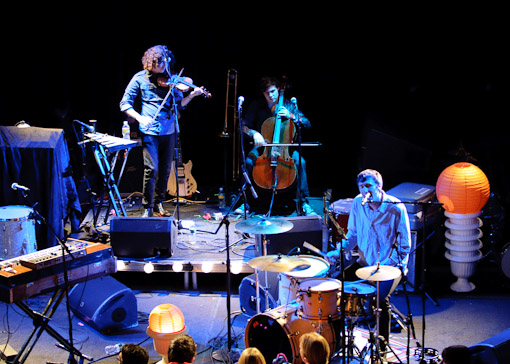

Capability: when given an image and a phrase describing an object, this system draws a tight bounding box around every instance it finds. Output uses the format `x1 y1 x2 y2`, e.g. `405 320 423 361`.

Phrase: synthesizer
0 239 116 303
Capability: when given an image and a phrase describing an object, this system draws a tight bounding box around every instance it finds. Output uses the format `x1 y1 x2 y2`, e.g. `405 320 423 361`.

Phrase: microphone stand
292 102 303 216
237 99 257 219
381 198 443 364
14 189 87 364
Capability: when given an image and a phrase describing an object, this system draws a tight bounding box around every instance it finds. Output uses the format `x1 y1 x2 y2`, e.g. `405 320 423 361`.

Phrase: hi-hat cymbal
355 265 402 282
235 215 294 235
248 255 311 273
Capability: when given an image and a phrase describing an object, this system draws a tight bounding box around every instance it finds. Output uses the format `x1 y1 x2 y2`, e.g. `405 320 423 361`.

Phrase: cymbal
355 265 402 282
235 215 294 235
248 255 311 273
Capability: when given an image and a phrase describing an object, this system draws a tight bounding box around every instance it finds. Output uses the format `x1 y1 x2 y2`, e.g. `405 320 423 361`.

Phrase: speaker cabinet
470 328 510 364
68 276 138 334
110 216 176 258
239 272 279 317
255 215 327 256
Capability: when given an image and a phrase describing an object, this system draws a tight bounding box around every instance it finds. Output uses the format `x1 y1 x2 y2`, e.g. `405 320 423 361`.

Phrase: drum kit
236 215 402 364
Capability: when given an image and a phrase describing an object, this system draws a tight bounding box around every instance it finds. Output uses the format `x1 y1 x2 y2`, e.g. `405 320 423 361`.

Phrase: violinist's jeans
246 147 310 201
141 133 175 209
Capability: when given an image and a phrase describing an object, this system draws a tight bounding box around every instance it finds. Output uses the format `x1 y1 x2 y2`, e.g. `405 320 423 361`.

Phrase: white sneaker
142 208 153 217
156 203 171 217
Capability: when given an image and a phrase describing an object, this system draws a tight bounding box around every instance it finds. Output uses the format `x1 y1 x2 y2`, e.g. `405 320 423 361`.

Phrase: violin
156 74 212 98
252 77 297 190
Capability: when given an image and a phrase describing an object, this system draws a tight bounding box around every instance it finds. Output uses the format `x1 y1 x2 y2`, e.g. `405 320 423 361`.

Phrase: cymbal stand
323 209 347 364
394 244 419 362
356 265 386 364
254 235 272 314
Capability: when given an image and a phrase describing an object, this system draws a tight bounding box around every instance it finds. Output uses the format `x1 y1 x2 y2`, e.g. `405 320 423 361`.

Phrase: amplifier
110 216 176 258
255 215 327 256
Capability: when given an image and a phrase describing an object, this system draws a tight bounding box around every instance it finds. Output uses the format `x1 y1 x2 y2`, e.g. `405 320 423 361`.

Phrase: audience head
119 344 149 364
238 347 266 364
168 334 197 363
299 332 330 364
441 345 471 364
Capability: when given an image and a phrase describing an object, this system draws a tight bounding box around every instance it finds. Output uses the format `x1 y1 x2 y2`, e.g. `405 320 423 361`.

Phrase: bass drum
245 303 340 364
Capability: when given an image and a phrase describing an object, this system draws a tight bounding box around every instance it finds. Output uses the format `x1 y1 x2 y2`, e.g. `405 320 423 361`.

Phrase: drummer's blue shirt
345 191 412 269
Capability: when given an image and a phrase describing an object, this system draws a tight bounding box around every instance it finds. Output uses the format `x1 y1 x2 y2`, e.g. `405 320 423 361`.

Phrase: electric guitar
167 135 197 198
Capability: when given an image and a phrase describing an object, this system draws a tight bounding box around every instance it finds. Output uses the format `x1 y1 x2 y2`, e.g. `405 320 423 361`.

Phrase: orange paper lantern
436 162 490 214
148 303 186 334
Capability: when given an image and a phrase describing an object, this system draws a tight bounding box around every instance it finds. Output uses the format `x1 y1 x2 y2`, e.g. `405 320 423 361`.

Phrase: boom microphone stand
13 187 89 364
382 198 443 364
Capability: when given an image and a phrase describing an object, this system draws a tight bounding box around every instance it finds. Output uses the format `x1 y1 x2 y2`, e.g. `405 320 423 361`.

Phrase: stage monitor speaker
470 328 510 364
110 216 176 258
68 276 138 334
255 215 327 256
238 272 279 317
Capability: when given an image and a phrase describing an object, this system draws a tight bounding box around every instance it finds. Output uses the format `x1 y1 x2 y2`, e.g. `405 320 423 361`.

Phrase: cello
252 77 297 190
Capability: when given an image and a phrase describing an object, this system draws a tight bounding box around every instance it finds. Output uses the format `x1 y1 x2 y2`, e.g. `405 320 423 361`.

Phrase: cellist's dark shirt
244 98 311 135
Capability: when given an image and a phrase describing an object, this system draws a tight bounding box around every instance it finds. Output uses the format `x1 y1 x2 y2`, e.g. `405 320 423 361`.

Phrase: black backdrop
2 3 509 226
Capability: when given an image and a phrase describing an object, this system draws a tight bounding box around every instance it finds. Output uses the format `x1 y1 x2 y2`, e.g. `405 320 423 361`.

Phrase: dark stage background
2 3 509 232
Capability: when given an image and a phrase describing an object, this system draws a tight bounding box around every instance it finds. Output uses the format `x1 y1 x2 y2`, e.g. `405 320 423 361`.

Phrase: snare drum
342 281 376 318
278 256 330 305
0 205 37 260
297 277 342 320
245 302 339 364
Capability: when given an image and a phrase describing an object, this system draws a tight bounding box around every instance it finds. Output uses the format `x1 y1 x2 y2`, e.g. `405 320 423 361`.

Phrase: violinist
120 45 204 217
237 76 316 216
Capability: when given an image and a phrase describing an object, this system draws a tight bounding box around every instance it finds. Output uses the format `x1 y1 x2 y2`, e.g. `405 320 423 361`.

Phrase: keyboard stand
92 143 128 226
12 287 92 364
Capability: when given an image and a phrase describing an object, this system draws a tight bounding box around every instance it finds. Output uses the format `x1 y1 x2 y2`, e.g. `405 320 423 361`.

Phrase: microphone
290 97 297 106
11 182 30 192
238 96 244 108
74 120 95 132
361 191 372 206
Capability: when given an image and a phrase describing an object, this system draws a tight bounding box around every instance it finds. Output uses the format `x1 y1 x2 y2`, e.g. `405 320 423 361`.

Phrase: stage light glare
231 261 242 274
116 259 126 270
202 262 213 273
144 262 155 274
172 261 183 272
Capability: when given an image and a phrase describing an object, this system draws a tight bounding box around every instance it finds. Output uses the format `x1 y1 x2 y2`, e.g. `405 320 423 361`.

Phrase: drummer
326 169 411 353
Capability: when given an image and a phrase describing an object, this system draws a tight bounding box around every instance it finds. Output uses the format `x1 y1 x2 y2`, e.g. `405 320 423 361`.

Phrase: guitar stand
12 288 92 364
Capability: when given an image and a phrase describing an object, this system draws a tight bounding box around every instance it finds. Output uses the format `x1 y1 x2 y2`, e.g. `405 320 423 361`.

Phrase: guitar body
167 134 197 198
167 160 197 197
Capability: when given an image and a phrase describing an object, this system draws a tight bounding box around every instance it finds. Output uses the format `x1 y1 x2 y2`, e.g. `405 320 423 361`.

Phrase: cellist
236 76 316 216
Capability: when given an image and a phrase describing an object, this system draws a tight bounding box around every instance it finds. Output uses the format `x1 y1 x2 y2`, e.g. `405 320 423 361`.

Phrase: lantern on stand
436 162 490 292
146 303 187 364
